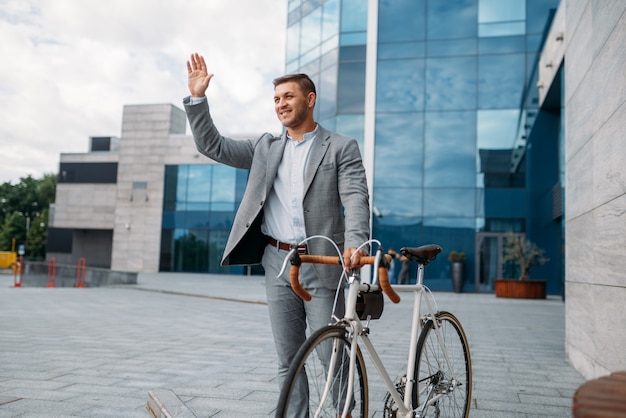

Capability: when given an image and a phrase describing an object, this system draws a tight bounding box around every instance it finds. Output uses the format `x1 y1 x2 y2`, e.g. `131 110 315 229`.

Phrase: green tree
0 212 26 252
0 174 56 258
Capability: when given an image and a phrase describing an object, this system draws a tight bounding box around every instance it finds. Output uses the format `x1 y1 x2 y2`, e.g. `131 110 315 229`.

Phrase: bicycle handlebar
289 254 401 304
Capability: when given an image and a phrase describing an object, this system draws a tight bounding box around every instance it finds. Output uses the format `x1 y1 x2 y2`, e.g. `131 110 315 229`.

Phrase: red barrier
13 256 23 288
75 257 86 288
47 258 57 288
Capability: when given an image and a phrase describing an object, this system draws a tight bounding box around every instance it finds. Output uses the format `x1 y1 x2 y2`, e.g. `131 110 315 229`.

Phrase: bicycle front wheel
275 325 368 418
413 311 472 418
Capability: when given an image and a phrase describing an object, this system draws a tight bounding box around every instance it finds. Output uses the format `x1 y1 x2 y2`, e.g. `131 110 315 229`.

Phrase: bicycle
275 236 472 418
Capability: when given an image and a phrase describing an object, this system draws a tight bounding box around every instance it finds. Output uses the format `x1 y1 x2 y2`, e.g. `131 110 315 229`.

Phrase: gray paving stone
0 272 585 417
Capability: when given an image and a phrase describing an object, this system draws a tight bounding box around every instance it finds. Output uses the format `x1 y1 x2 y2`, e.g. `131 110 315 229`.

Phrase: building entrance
475 232 524 292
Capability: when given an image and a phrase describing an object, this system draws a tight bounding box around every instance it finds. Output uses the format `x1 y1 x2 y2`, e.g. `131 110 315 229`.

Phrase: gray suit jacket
184 98 370 288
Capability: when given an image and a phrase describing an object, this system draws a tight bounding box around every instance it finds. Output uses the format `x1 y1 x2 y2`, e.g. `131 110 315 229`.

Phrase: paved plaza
0 271 584 417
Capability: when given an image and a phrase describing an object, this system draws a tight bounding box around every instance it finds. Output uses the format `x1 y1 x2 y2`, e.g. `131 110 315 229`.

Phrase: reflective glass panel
526 0 560 35
425 56 477 111
322 0 339 41
478 53 525 109
479 21 526 37
335 114 364 149
427 38 477 57
373 187 422 218
340 32 367 46
378 0 425 42
378 41 425 60
341 0 367 32
287 23 301 64
301 7 322 55
427 0 477 40
479 0 525 23
340 45 366 62
318 64 338 121
175 165 188 210
423 189 475 217
477 109 520 150
211 165 236 208
321 35 339 56
374 113 424 188
479 35 526 54
424 111 476 187
337 62 365 113
376 58 425 112
187 165 212 202
478 0 526 36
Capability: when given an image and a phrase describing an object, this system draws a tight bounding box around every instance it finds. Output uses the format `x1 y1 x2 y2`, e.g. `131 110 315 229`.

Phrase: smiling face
273 81 316 132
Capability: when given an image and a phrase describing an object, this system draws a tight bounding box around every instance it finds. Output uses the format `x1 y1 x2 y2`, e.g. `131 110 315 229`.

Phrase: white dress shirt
261 126 318 244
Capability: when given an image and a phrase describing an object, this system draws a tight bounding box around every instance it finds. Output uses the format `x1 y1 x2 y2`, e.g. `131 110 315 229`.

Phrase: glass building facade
284 0 563 293
160 164 250 274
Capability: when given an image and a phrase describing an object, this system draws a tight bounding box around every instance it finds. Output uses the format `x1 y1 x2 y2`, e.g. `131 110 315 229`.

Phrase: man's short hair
273 73 316 96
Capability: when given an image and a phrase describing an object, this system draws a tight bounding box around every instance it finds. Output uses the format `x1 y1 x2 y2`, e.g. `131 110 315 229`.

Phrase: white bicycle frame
278 237 463 418
335 255 462 418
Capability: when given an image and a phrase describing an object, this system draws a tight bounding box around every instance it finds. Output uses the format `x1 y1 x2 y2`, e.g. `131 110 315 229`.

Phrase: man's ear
308 92 316 108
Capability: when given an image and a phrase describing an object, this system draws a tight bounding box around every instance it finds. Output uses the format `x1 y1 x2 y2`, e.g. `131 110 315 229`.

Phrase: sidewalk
0 271 584 417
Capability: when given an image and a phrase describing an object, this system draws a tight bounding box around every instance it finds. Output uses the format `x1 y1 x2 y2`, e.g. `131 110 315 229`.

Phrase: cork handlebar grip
288 254 400 304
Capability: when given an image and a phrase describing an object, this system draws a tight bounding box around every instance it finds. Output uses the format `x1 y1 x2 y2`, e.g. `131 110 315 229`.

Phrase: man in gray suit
184 52 370 412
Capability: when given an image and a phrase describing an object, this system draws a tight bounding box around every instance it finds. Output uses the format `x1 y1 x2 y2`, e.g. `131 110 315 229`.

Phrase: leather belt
268 237 307 254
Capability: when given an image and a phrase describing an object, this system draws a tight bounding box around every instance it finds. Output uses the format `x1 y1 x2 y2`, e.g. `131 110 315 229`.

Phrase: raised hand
186 53 214 98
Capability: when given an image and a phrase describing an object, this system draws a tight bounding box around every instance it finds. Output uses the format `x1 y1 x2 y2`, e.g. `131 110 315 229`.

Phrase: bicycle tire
275 325 368 418
413 311 472 418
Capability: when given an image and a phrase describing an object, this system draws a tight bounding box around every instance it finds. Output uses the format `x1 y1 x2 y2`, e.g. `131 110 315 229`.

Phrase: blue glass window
318 64 338 121
374 187 422 219
425 56 477 111
286 23 301 66
478 53 525 109
424 111 476 188
423 189 476 218
322 0 339 41
479 0 526 37
526 0 560 35
477 109 523 187
378 41 425 60
341 0 367 32
374 113 424 188
337 62 365 113
160 164 247 274
477 109 520 150
376 58 425 112
335 115 364 149
301 7 322 56
378 0 425 42
427 0 477 40
478 35 526 54
426 39 477 57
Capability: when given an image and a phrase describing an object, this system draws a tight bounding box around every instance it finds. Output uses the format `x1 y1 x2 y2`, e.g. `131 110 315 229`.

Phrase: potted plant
448 250 466 293
494 232 549 299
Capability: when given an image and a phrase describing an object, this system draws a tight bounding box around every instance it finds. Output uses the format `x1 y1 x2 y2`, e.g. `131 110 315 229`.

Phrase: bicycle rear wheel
275 325 368 418
413 311 472 418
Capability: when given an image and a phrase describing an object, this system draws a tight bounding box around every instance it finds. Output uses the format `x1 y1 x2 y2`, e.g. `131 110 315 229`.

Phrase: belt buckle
292 244 307 255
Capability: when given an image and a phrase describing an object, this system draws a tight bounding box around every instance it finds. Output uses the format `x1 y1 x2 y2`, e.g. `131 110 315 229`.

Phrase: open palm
187 53 214 98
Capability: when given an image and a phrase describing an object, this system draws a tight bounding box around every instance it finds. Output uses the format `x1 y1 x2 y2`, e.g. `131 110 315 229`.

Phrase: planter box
494 279 547 299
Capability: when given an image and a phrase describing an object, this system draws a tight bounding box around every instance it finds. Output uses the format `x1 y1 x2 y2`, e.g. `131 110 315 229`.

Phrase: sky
0 0 287 184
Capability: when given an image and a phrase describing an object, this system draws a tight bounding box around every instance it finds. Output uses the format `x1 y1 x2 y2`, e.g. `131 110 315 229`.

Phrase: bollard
75 257 86 288
13 256 23 288
47 258 57 288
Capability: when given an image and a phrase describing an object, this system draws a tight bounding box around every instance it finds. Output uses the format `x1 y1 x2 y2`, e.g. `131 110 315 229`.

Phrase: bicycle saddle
400 244 442 265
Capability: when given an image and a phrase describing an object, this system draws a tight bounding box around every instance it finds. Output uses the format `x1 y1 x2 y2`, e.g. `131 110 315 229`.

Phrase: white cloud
0 0 286 184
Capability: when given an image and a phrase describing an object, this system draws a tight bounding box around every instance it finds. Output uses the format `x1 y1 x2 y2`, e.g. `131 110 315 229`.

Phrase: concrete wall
558 0 626 379
111 104 188 273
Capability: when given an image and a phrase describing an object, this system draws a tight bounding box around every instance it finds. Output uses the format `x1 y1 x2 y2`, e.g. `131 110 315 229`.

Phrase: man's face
274 81 314 129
